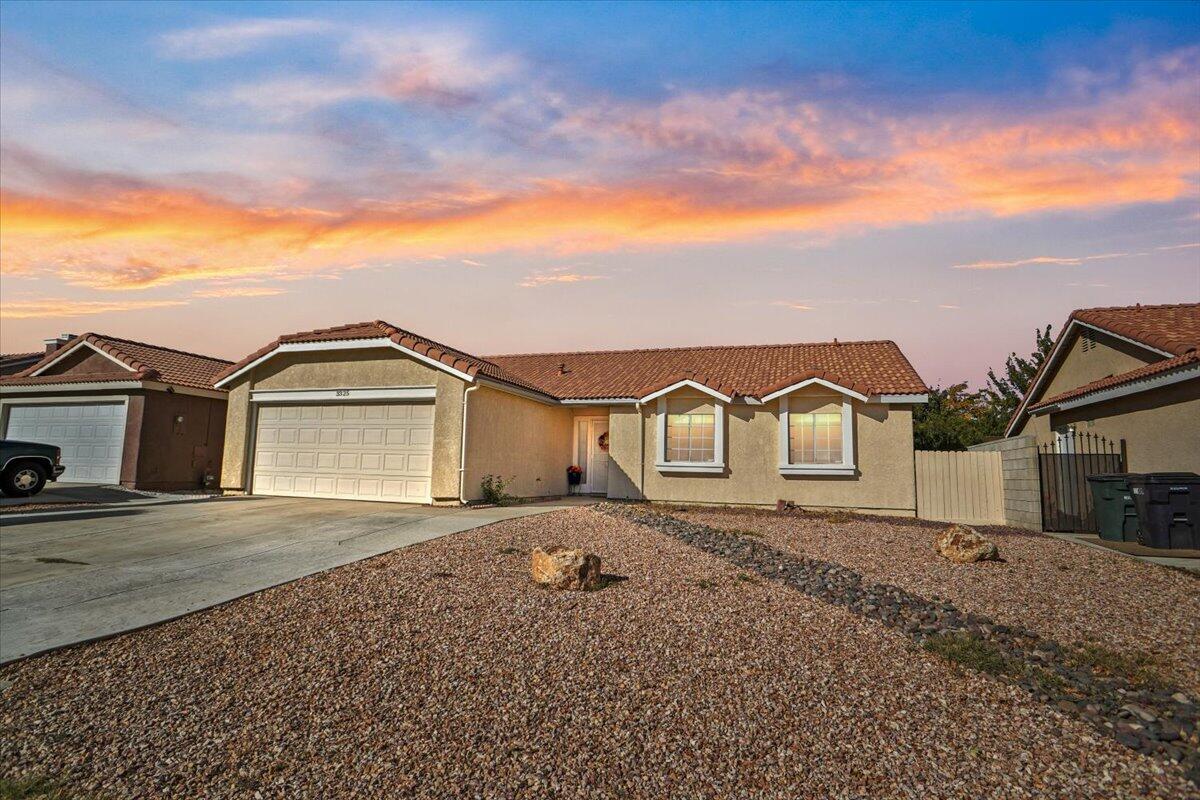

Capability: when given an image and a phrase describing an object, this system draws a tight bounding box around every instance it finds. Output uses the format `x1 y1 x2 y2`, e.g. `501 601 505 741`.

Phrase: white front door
574 417 609 495
4 402 127 483
252 402 435 503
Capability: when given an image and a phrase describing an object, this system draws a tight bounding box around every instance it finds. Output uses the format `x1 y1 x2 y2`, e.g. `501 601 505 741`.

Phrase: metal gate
1037 431 1126 532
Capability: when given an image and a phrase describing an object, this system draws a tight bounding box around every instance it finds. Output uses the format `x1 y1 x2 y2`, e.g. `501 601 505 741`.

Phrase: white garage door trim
251 401 435 504
2 399 129 484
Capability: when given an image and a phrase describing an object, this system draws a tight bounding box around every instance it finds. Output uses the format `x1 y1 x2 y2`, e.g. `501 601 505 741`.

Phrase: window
789 412 842 464
666 412 715 463
777 392 855 475
654 394 725 473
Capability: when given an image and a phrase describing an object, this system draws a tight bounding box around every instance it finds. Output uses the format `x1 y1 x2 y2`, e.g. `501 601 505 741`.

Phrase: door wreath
597 431 610 453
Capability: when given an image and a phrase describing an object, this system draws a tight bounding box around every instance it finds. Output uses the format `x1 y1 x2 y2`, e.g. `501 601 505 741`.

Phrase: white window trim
654 396 725 473
777 393 856 476
640 379 732 404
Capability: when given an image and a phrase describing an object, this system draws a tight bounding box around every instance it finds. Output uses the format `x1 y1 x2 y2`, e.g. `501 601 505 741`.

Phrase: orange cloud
1 297 188 319
2 50 1197 292
192 286 287 298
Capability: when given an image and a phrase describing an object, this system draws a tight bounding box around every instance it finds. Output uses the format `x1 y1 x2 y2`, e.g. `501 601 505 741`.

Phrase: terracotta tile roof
486 340 928 400
1028 350 1199 411
2 334 232 390
1 352 41 361
1071 303 1200 355
1007 303 1200 434
213 320 553 397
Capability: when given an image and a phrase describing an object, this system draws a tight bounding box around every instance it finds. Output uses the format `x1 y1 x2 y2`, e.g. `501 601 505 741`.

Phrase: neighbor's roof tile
2 334 232 390
1028 350 1199 410
1071 303 1200 356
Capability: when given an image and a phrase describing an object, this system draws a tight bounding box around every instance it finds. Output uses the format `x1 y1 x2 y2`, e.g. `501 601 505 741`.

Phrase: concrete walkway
0 495 591 663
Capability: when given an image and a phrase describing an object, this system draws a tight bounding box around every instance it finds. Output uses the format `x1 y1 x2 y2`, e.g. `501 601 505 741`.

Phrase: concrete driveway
0 495 589 663
0 483 161 508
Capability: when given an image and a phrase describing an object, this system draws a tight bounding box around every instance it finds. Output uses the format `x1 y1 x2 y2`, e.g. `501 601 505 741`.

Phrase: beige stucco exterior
1033 326 1156 403
606 386 918 514
219 347 466 499
1015 325 1199 473
1023 380 1200 473
461 386 574 500
219 348 919 511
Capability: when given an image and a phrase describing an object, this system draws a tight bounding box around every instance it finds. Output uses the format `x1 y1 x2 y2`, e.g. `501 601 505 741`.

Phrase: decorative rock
934 525 1000 564
530 547 601 590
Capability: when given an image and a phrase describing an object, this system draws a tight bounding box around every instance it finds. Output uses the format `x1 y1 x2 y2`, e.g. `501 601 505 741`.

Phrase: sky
1 0 1198 388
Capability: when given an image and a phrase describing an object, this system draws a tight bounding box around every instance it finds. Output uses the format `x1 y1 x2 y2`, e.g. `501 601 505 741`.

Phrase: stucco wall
1047 379 1200 473
218 347 465 498
1037 327 1156 402
462 385 573 500
605 386 917 513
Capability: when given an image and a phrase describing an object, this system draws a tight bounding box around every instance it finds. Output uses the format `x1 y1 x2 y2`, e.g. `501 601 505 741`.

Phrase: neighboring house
0 352 46 376
214 320 929 512
0 333 232 489
1006 303 1200 473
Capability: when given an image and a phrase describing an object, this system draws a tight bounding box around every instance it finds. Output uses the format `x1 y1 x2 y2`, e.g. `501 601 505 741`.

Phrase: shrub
480 474 513 505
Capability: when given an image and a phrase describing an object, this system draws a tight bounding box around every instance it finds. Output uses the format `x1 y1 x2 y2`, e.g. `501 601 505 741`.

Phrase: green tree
913 382 989 450
979 324 1055 435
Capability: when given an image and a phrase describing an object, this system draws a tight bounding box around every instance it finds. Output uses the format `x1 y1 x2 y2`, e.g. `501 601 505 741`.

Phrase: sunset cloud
951 252 1136 270
770 301 815 311
2 297 188 319
2 22 1197 298
518 268 607 288
192 286 287 298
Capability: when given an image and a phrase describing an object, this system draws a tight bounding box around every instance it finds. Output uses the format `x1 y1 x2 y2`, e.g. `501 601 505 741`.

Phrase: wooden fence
915 450 1006 526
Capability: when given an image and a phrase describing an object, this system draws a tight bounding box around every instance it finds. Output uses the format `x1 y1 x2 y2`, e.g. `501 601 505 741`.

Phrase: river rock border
597 502 1199 785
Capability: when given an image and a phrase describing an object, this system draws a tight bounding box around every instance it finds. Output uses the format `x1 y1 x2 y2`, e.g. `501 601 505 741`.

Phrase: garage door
252 403 434 503
4 402 127 484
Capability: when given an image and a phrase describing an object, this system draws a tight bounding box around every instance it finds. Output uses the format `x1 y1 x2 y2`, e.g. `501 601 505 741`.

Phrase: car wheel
1 461 48 498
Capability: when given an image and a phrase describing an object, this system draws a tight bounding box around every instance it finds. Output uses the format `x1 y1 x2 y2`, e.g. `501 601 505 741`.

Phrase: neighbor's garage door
252 403 434 503
4 402 127 483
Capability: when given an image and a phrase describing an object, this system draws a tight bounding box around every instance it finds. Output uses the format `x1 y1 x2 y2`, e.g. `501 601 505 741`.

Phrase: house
0 333 232 489
213 321 929 512
0 350 47 376
1006 303 1200 473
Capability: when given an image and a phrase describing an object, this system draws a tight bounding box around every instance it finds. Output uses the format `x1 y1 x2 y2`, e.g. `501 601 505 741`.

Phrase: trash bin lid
1127 472 1200 484
1085 473 1142 483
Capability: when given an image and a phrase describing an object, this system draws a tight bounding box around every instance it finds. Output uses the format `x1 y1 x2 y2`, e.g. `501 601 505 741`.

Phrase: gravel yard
1 507 1195 799
679 507 1200 694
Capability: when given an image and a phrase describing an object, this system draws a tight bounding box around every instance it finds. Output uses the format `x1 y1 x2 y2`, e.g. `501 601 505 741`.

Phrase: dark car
0 439 66 497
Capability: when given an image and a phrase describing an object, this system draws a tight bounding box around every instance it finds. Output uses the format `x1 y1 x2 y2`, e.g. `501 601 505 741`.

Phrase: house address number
335 389 351 397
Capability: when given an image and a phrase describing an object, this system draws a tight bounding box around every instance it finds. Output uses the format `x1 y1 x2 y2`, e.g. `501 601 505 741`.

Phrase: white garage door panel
4 403 126 483
253 402 434 503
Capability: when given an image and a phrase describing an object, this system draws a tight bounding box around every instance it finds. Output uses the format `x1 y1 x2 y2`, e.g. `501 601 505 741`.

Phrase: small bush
479 474 513 505
922 633 1012 677
692 579 719 590
729 528 763 537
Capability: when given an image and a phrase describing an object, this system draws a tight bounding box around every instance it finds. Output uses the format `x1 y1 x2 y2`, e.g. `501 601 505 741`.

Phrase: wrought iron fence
1037 431 1126 533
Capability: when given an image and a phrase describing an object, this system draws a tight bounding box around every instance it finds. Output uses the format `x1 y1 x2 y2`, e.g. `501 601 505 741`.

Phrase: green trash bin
1086 474 1141 542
